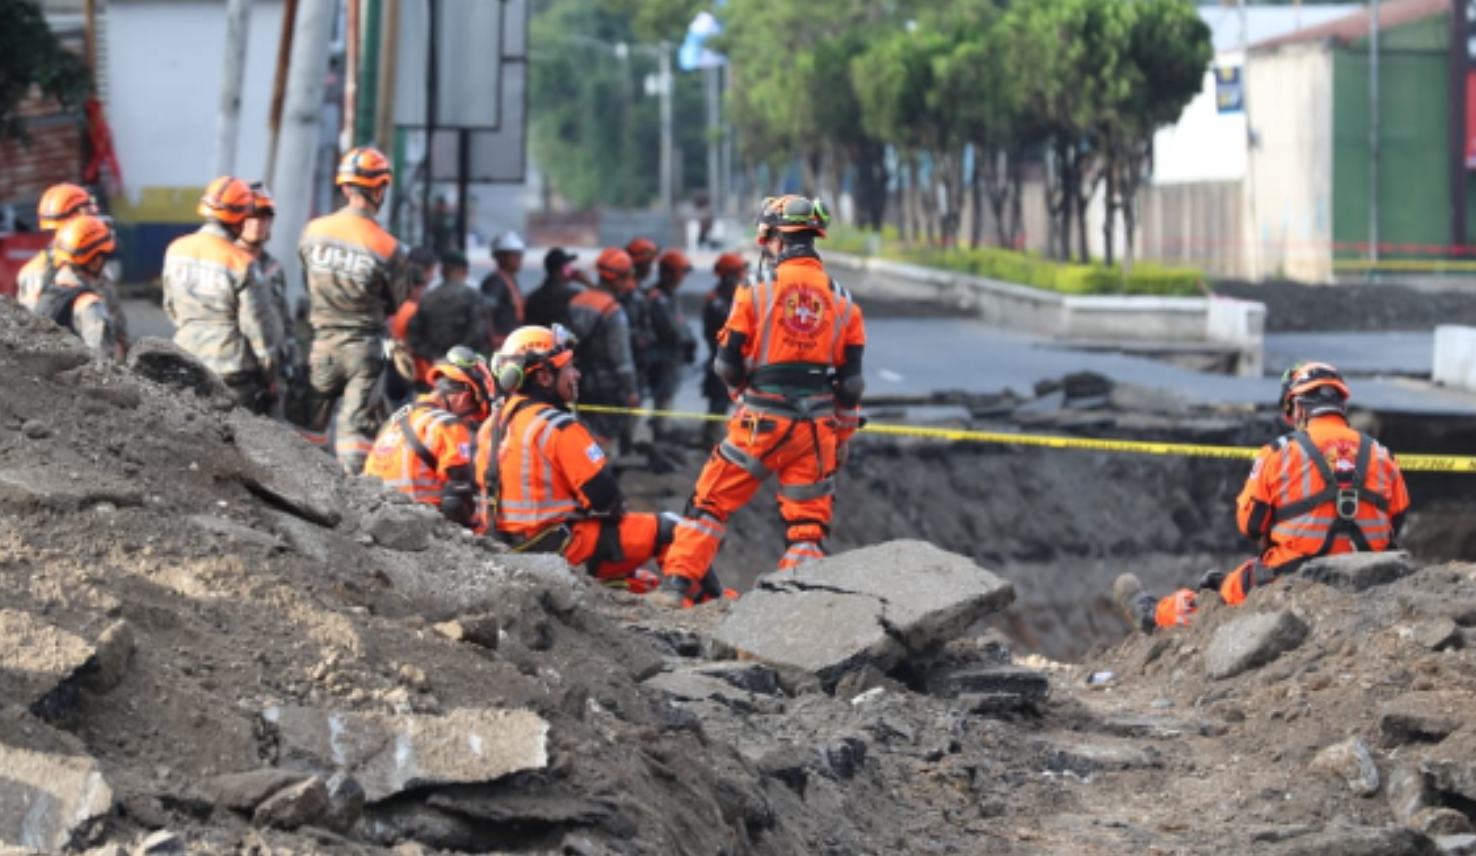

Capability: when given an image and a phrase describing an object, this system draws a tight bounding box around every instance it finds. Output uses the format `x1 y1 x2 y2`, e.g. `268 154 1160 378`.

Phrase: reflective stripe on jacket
162 223 278 376
476 394 608 538
299 207 409 333
365 399 473 506
1236 414 1410 569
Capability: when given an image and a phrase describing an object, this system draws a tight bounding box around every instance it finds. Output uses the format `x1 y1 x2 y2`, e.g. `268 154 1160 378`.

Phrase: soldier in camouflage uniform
407 249 492 365
238 182 301 419
162 176 280 413
19 183 131 358
298 146 411 474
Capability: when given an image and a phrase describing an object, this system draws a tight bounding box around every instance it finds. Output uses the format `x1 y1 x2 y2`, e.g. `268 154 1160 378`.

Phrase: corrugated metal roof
1251 0 1450 51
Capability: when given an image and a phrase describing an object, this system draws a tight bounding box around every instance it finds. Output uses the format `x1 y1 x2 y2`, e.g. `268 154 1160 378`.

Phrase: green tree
720 0 894 227
529 0 667 208
1111 0 1212 269
0 0 91 144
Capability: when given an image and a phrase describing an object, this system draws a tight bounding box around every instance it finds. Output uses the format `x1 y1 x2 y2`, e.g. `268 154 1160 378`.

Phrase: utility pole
264 0 300 186
1369 0 1381 275
374 0 400 152
268 0 335 308
659 41 674 245
705 63 720 229
213 0 253 177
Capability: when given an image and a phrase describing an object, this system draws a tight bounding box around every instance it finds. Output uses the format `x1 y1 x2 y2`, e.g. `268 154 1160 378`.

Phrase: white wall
1153 56 1250 186
107 0 286 205
1244 43 1333 282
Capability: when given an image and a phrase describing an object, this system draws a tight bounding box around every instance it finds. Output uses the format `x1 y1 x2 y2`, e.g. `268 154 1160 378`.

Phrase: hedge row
826 227 1204 297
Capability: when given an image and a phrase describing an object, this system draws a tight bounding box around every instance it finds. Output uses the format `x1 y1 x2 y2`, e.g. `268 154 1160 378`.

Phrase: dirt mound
1212 278 1476 333
5 299 1476 856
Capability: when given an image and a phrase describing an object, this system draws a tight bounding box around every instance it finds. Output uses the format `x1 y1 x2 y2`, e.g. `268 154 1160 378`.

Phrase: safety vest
477 395 606 538
1264 429 1402 567
734 259 860 418
365 399 472 506
34 284 102 335
16 250 55 312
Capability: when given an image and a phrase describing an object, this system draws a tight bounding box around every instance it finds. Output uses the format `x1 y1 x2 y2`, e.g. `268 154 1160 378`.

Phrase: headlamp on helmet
755 195 831 245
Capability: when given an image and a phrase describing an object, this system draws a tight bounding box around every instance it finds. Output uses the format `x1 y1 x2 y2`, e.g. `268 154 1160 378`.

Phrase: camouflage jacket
299 206 409 336
162 223 279 377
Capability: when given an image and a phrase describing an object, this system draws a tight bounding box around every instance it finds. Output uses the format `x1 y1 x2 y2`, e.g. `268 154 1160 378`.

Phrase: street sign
1215 65 1244 115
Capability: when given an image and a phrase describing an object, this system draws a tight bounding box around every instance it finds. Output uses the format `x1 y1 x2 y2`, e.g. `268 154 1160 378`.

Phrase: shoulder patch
584 442 606 464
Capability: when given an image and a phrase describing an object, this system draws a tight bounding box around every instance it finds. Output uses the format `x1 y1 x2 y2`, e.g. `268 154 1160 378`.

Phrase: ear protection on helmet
492 353 527 394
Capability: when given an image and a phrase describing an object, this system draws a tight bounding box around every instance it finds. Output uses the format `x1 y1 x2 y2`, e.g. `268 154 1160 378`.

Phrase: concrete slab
229 412 345 529
0 744 113 850
712 541 1015 691
262 705 549 802
1205 609 1310 681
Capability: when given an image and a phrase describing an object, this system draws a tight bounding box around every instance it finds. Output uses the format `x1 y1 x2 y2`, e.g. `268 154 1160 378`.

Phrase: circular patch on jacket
780 286 825 335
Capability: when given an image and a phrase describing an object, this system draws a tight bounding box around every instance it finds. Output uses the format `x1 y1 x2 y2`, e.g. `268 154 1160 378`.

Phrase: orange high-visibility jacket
1236 414 1410 569
365 398 473 506
723 256 865 435
476 394 609 538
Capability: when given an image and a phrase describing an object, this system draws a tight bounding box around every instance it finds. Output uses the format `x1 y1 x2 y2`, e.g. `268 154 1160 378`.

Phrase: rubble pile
3 298 1476 856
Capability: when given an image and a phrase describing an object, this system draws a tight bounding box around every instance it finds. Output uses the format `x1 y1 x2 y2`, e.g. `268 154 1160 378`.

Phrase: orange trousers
663 408 839 583
564 513 664 587
1152 559 1262 628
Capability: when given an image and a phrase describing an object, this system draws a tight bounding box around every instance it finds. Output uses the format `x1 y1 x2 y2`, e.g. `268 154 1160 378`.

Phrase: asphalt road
122 262 1476 419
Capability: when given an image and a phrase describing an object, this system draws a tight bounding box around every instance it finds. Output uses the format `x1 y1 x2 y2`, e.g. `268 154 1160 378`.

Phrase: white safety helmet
491 231 527 254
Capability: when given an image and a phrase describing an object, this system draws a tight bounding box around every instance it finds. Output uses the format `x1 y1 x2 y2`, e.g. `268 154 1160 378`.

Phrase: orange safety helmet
428 354 494 422
755 194 830 244
198 176 256 226
714 252 747 277
596 247 634 281
658 249 692 275
52 214 116 268
493 324 577 392
336 146 393 189
248 181 275 216
37 183 98 230
626 237 659 265
1279 361 1351 423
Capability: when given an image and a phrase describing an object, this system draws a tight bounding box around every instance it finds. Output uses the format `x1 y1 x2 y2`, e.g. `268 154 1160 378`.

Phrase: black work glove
440 481 477 527
1198 568 1227 592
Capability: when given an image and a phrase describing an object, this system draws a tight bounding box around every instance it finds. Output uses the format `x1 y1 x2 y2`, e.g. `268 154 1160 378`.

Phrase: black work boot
1113 573 1158 635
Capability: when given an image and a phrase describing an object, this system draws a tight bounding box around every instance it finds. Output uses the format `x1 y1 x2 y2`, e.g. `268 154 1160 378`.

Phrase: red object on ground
0 232 51 298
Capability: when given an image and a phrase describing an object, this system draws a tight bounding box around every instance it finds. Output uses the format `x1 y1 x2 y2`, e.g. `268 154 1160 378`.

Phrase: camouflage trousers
309 331 387 475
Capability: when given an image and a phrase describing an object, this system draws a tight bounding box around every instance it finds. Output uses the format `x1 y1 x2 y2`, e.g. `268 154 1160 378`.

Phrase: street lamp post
550 34 675 242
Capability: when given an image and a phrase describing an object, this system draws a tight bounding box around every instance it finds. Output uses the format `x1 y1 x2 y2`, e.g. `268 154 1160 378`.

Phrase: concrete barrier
826 253 1266 377
1433 326 1476 393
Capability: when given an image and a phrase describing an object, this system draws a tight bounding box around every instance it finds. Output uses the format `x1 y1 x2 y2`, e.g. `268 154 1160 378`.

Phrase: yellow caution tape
577 404 1476 473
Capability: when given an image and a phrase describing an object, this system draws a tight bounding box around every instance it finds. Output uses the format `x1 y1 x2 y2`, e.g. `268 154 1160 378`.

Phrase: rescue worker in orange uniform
365 353 492 528
33 214 118 360
386 247 437 404
18 183 130 356
163 176 281 413
620 237 660 456
299 146 411 474
475 325 678 593
653 195 867 608
566 248 640 449
1116 361 1411 633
